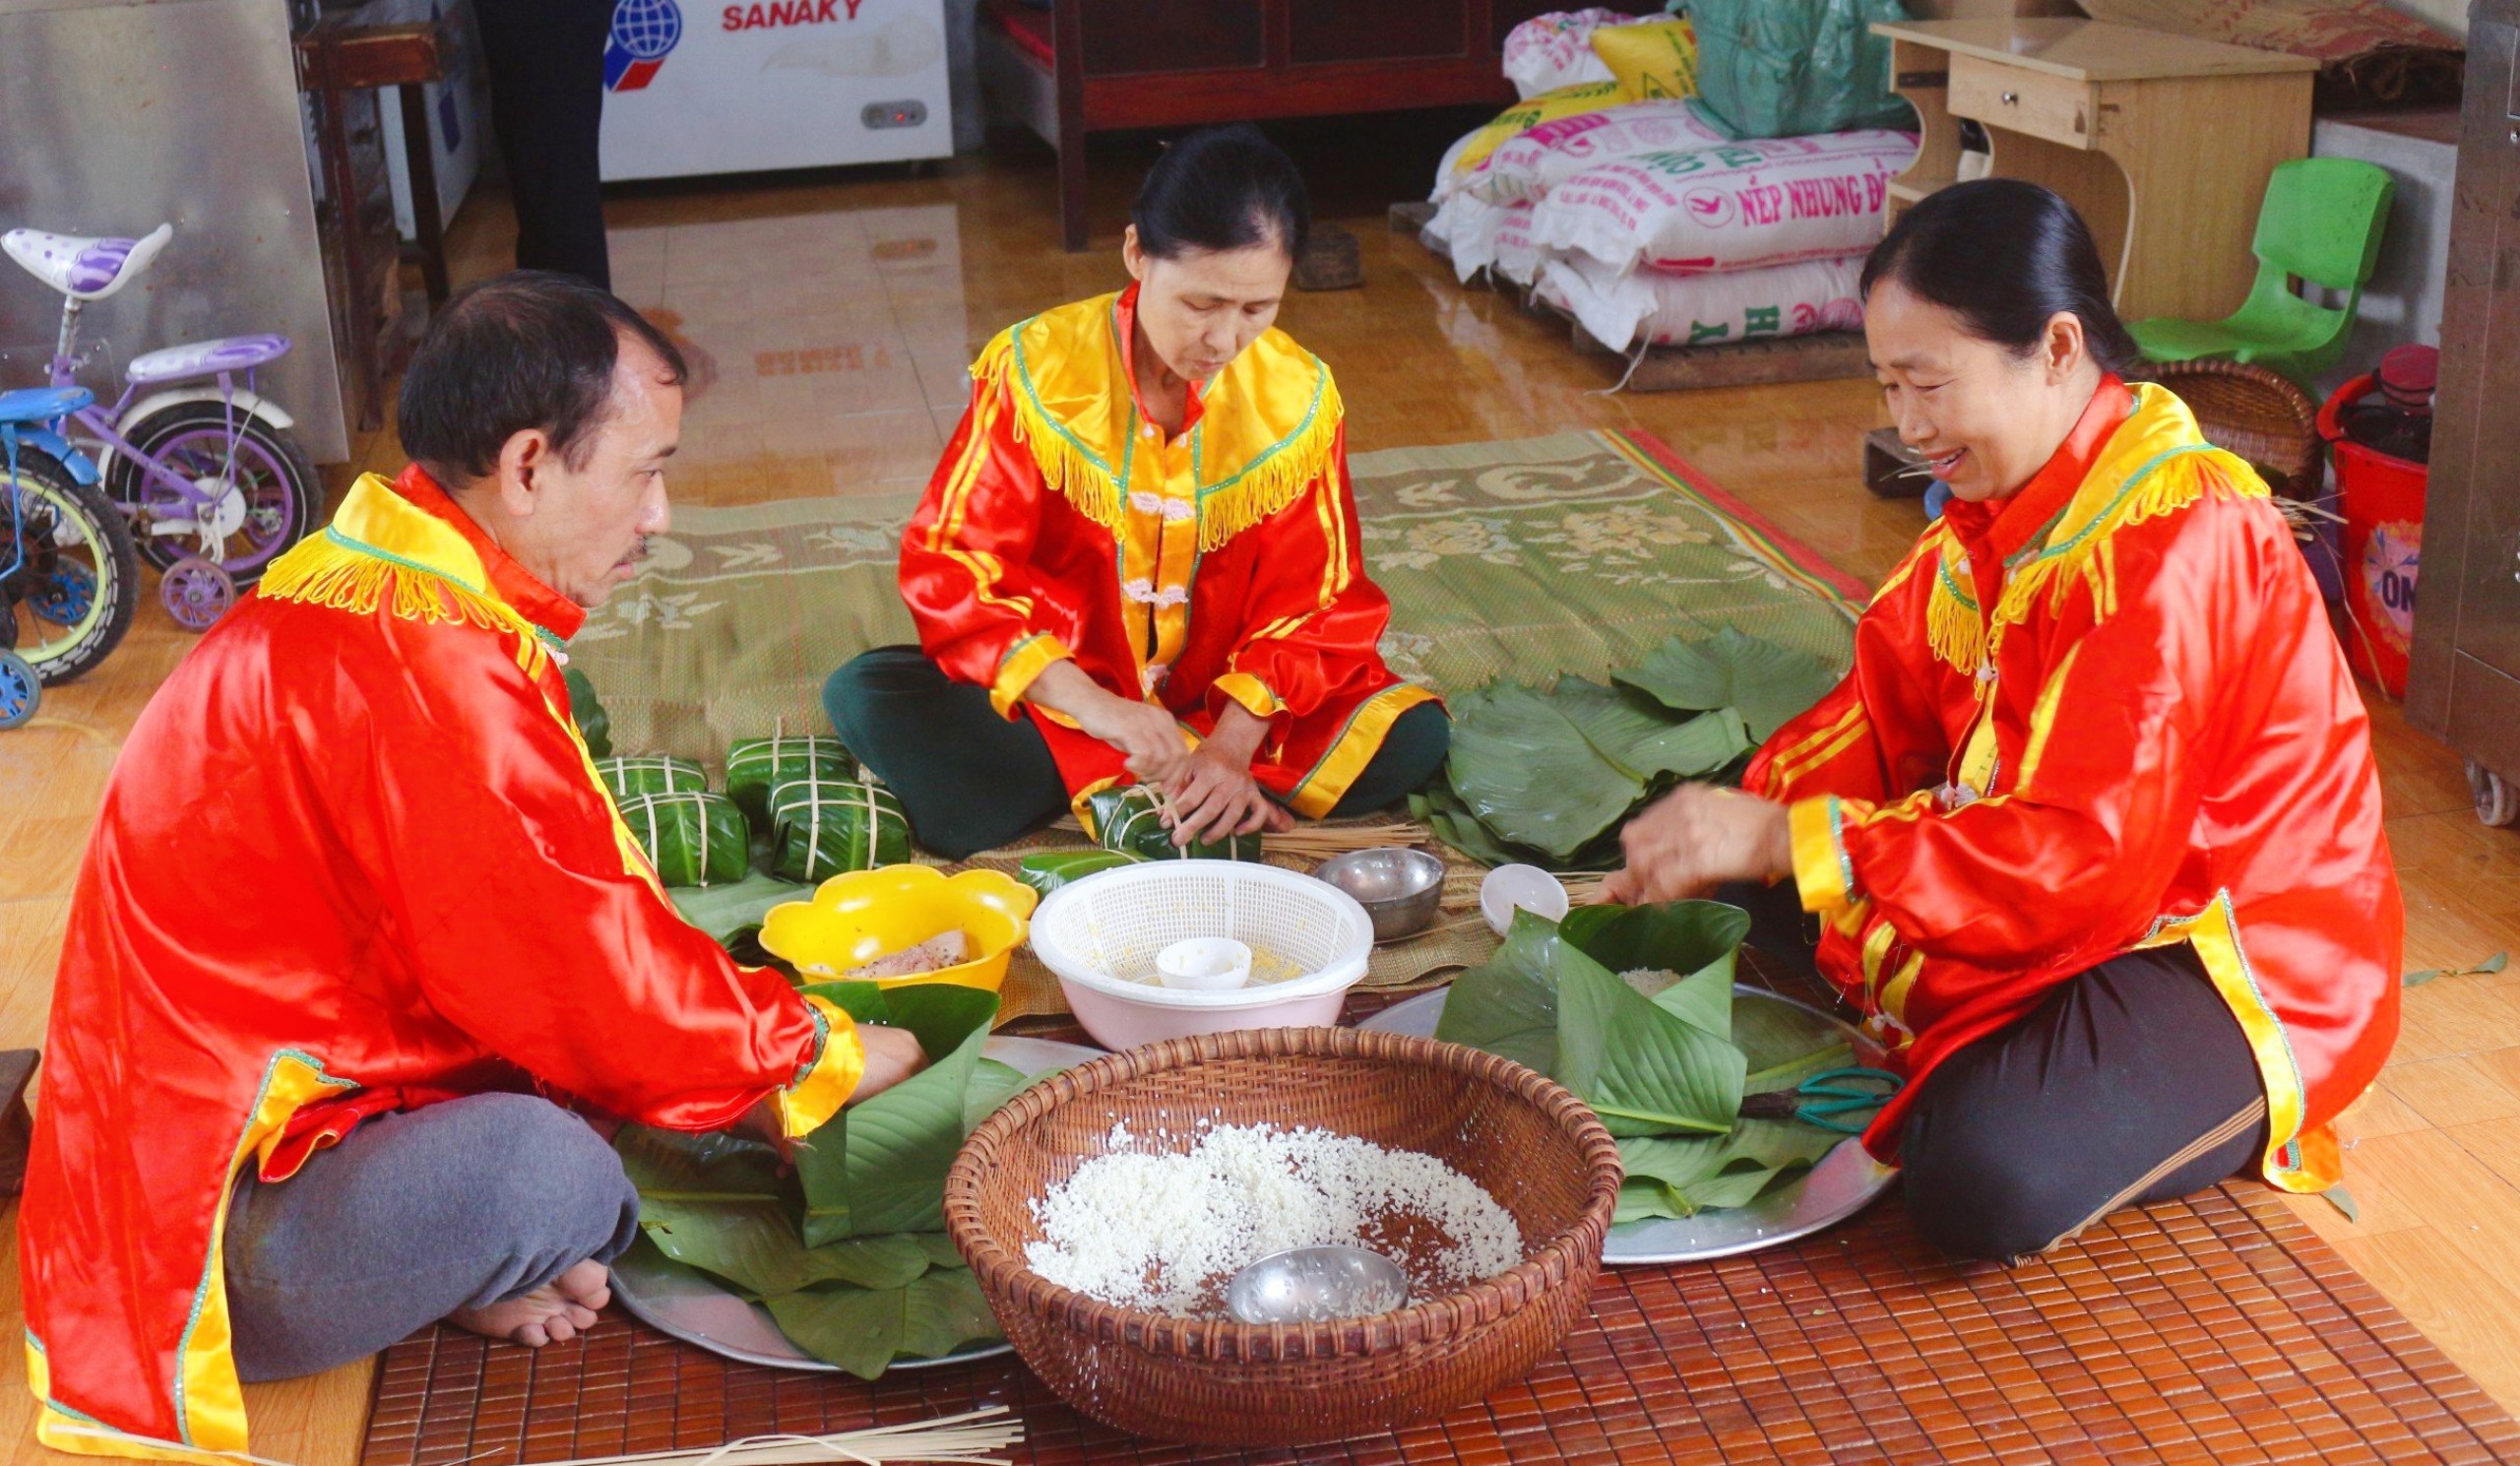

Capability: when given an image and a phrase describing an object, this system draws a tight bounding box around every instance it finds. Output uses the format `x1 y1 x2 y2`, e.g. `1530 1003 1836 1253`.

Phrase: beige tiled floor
2 133 2518 1465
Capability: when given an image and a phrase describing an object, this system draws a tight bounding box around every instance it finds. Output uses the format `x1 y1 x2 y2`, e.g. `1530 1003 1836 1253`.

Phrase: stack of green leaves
765 775 913 882
1433 900 1856 1223
727 734 856 822
1085 784 1264 862
597 754 712 801
1016 849 1144 894
619 791 754 887
615 983 1034 1378
563 667 611 758
1418 628 1843 870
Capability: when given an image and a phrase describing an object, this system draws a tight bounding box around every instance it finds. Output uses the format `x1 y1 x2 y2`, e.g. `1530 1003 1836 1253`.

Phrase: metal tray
608 1034 1105 1372
1359 985 1898 1265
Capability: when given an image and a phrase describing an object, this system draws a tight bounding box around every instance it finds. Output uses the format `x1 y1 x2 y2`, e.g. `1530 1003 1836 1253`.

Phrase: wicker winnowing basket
943 1027 1624 1446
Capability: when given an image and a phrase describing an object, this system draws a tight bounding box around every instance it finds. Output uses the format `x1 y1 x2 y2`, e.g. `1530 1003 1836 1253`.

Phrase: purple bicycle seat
3 223 173 302
127 334 293 385
0 385 94 424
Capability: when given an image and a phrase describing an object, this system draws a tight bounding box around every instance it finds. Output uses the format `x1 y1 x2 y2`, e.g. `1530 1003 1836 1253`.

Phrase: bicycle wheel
4 449 140 683
107 402 322 582
0 651 37 729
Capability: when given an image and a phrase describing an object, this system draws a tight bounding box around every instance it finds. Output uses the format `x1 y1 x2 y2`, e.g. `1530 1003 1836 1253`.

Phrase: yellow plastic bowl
759 864 1039 993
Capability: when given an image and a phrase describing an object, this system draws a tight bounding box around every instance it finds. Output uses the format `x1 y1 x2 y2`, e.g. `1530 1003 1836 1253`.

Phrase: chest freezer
598 0 952 181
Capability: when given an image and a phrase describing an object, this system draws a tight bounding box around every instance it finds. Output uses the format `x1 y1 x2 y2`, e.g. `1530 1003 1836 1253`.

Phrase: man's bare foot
448 1259 611 1348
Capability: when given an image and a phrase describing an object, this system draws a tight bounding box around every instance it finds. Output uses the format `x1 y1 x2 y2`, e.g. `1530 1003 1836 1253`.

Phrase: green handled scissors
1736 1066 1903 1134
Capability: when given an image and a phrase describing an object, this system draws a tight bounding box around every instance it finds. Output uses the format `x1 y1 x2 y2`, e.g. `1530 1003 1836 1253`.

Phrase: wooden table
1870 19 2318 323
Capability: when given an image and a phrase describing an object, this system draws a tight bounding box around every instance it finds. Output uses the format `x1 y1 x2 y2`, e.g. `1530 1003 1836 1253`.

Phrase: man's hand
850 1023 928 1103
1604 784 1794 906
1028 662 1188 785
731 1023 929 1157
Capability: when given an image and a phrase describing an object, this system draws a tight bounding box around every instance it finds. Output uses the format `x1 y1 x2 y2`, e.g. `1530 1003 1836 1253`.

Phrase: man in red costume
19 274 925 1462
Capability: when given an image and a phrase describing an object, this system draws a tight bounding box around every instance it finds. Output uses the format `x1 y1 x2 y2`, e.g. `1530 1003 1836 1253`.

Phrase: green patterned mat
572 429 1864 765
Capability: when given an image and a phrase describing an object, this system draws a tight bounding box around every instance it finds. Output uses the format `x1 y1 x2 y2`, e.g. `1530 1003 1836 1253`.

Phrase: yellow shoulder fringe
971 309 1346 554
1922 441 2265 674
258 530 551 679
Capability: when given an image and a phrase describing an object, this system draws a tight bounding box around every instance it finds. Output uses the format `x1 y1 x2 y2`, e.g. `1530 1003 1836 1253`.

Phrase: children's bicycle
0 383 141 727
1 223 319 629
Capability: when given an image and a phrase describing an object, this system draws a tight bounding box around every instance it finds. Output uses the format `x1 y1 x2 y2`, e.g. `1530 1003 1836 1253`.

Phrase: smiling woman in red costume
827 125 1447 859
1606 180 2401 1262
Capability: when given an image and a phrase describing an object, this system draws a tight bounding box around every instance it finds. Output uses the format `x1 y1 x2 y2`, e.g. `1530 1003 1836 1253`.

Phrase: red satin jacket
898 287 1435 817
1750 380 2400 1193
19 468 862 1461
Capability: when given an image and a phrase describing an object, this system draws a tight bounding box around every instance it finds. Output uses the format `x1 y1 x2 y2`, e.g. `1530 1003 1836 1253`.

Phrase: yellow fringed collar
972 289 1345 550
1922 383 2265 674
257 471 574 670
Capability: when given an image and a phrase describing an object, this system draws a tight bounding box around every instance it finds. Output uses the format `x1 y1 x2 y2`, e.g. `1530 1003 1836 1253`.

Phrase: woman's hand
1162 745 1296 846
1159 704 1292 847
1028 661 1188 784
1604 784 1794 905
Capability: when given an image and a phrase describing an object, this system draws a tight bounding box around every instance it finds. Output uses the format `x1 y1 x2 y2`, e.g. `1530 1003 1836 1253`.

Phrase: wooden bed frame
978 0 1565 250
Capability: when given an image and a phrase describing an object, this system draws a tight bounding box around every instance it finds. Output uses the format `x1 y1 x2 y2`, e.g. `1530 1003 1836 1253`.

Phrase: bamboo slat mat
358 1179 2520 1466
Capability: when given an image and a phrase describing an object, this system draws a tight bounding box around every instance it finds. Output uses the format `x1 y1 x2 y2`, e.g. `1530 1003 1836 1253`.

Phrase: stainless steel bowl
1313 847 1446 942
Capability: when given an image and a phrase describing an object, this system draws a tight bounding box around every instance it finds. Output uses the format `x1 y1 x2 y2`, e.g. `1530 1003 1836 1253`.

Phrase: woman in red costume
827 126 1447 859
1607 180 2401 1262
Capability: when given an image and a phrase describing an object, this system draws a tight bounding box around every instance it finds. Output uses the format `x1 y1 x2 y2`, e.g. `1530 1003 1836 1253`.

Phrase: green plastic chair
2128 158 2395 387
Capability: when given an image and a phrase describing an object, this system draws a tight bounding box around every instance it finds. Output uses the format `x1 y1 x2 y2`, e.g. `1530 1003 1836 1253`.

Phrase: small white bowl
1156 936 1254 990
1480 864 1570 936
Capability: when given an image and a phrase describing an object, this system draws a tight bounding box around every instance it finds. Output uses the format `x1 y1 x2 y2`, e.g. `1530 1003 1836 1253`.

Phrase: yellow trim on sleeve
990 634 1072 720
1212 671 1285 723
1288 683 1439 819
1790 797 1856 914
777 994 866 1139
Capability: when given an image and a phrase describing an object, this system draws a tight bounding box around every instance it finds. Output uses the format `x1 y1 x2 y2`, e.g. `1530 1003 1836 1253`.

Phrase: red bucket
2319 371 2429 696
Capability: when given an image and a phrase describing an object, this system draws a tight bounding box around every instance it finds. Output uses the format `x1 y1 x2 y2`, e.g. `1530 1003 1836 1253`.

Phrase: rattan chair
2147 357 2324 497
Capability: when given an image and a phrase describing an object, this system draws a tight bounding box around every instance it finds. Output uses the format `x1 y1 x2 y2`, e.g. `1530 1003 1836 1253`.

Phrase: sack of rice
1473 98 1731 207
1539 252 1866 351
766 776 912 882
1500 8 1632 98
596 754 710 801
1534 129 1917 275
1083 784 1264 862
1589 16 1699 101
725 733 853 820
1445 197 1544 287
1429 81 1625 202
619 791 753 887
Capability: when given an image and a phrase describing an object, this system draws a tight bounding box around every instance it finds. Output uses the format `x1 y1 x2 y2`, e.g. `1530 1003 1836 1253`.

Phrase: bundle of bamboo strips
1045 815 1434 860
55 1409 1025 1466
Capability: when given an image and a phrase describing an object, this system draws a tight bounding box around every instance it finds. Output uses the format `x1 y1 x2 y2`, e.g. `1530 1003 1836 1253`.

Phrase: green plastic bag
1683 0 1916 141
727 734 854 821
620 791 753 887
767 777 913 882
1083 784 1264 862
596 754 711 801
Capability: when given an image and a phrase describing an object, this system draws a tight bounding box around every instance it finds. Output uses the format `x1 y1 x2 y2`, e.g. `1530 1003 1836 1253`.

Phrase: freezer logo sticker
604 0 684 91
724 0 865 28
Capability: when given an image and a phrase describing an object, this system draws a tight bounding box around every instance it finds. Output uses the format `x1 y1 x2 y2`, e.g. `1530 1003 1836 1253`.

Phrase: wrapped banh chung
766 775 912 882
619 791 752 887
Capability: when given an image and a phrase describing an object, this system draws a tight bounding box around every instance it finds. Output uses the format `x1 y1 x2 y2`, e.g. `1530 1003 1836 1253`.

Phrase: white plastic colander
1029 860 1374 1051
